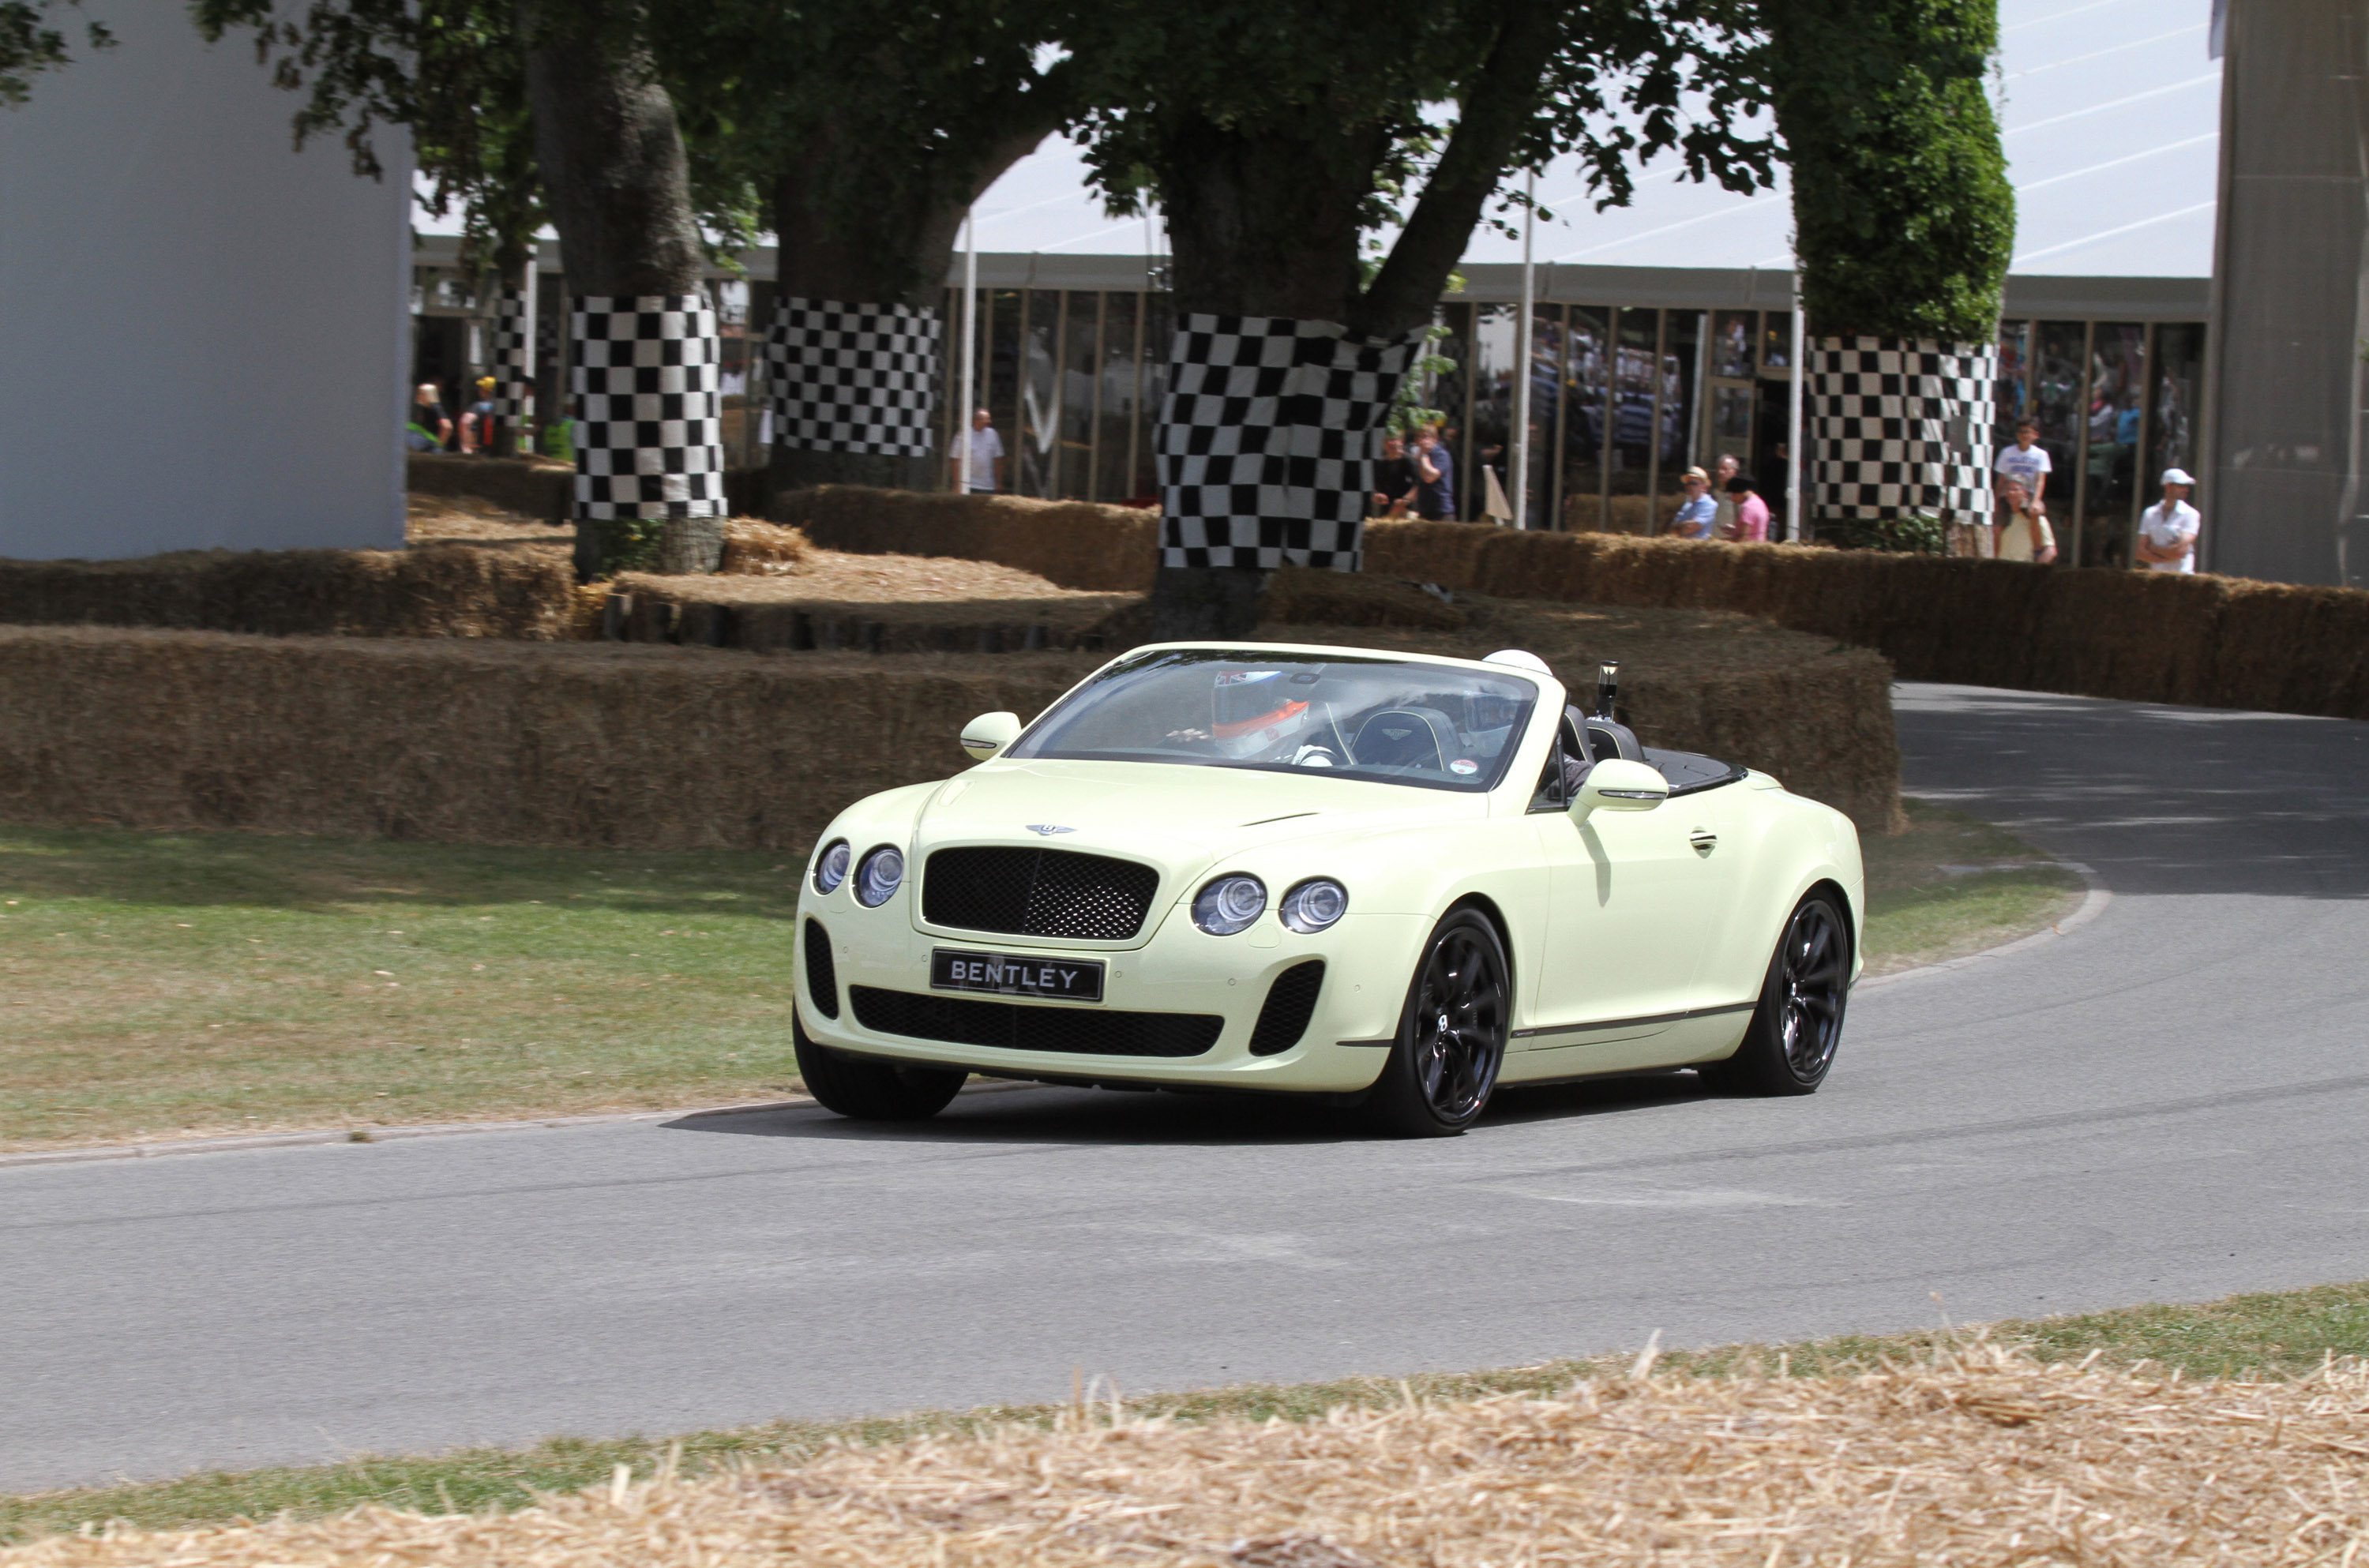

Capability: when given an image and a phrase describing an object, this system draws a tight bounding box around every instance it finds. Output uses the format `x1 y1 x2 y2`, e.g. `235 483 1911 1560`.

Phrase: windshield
1006 649 1541 793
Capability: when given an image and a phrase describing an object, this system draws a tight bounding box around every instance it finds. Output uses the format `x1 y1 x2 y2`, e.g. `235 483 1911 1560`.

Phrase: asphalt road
6 682 2368 1493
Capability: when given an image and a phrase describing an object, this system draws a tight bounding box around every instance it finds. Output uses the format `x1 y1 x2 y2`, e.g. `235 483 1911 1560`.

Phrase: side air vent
802 917 839 1019
1248 960 1326 1056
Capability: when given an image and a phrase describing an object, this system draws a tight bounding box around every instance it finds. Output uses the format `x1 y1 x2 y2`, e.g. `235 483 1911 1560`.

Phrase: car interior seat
1353 707 1459 771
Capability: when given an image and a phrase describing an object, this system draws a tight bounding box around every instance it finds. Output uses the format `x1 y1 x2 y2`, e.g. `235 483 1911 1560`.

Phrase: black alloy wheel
1365 909 1510 1136
793 1007 967 1121
1703 891 1850 1096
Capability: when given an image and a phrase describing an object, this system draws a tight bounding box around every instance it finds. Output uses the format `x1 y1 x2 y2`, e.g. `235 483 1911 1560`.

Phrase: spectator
1995 418 2051 505
1995 479 2056 564
1723 473 1770 542
406 383 452 452
1669 467 1718 540
2134 467 2202 572
1413 426 1457 520
1371 433 1418 517
1710 452 1740 541
459 375 498 455
950 408 1004 493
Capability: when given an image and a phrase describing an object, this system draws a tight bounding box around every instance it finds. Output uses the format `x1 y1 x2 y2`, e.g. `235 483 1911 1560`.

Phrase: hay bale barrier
9 1354 2367 1565
775 485 1158 592
404 452 574 523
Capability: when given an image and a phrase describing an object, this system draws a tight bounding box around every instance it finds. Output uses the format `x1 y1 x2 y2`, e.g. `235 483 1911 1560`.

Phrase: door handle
1688 829 1718 853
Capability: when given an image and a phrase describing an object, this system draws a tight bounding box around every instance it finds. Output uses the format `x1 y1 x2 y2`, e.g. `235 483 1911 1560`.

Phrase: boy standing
1995 419 2052 505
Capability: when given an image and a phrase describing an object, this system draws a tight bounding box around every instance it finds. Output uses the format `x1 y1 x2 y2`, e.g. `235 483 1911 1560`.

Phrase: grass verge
0 798 2079 1148
6 1278 2365 1547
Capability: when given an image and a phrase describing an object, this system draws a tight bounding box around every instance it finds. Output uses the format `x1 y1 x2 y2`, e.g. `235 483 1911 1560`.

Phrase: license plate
930 948 1105 1002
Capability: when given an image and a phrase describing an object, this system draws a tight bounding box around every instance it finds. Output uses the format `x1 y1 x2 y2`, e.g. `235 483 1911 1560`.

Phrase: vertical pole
1785 281 1806 541
1511 171 1536 529
958 210 979 493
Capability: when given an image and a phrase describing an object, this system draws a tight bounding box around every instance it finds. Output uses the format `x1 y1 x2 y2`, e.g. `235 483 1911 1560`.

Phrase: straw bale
0 628 1098 850
2209 580 2369 716
777 486 1158 591
16 1352 2367 1566
406 453 573 522
0 544 576 640
1259 567 1467 630
717 520 814 576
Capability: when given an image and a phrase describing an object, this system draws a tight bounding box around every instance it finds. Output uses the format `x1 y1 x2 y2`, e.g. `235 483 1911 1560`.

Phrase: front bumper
796 902 1423 1093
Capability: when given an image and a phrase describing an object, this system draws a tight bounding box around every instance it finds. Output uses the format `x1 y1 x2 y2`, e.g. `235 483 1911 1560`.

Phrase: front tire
1703 890 1850 1096
793 1008 967 1121
1363 908 1511 1137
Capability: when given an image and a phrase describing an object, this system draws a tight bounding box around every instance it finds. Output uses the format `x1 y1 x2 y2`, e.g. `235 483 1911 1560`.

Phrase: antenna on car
1594 660 1620 721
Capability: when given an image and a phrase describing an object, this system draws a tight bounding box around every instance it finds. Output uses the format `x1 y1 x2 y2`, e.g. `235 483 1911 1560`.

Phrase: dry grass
12 1346 2367 1566
624 550 1118 609
405 491 569 550
718 519 815 575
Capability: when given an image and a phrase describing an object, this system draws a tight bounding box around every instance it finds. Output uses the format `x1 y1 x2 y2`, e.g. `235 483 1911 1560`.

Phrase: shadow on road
663 1070 1717 1147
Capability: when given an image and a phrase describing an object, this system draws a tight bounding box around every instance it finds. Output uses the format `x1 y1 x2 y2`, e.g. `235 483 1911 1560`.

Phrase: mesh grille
850 986 1221 1058
1248 960 1326 1056
802 918 839 1019
922 847 1162 940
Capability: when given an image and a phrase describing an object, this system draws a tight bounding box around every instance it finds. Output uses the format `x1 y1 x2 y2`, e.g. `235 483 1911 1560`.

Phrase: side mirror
959 711 1023 761
1571 758 1669 822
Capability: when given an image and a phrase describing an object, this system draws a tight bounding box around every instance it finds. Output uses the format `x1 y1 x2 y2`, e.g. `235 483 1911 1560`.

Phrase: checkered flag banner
493 289 533 433
1806 337 1999 522
1158 314 1425 572
569 294 726 521
766 298 941 456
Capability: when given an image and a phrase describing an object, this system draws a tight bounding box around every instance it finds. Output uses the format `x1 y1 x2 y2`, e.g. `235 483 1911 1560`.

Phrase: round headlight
854 845 905 908
813 839 851 895
1192 873 1267 936
1279 878 1349 933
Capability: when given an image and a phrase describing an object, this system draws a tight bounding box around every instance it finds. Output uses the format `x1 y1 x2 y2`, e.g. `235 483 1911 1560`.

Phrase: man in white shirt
950 408 1004 493
2135 467 2202 572
1995 419 2051 505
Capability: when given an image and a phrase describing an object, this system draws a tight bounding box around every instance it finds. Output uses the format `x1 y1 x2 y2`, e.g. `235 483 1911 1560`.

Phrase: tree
1761 0 2013 542
0 0 107 107
1057 0 1773 632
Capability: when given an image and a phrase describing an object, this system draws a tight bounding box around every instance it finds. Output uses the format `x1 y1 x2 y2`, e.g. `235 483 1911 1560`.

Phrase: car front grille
802 918 839 1018
921 846 1162 940
850 986 1222 1058
1248 960 1326 1056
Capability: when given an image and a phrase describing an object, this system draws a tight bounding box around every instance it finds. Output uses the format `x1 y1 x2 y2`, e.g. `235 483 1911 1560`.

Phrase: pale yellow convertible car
794 642 1863 1135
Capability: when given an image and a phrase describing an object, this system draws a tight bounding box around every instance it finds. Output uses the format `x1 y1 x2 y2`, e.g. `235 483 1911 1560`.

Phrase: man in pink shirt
1721 474 1770 542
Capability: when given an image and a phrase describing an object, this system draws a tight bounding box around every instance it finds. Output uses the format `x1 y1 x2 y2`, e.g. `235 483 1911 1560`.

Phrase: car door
1522 757 1746 1060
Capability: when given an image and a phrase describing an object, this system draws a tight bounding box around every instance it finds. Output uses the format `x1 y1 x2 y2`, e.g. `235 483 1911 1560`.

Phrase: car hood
912 759 1479 920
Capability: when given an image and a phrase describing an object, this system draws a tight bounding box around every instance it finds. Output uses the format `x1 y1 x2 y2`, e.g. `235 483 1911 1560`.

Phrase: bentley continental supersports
794 642 1862 1135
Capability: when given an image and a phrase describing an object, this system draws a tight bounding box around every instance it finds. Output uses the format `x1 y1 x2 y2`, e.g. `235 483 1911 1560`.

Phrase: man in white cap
2134 468 2202 572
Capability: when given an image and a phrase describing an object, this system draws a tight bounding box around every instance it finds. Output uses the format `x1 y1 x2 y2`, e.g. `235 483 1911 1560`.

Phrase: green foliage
1819 510 1950 554
1387 324 1459 439
593 516 665 574
1763 0 2014 342
0 0 108 107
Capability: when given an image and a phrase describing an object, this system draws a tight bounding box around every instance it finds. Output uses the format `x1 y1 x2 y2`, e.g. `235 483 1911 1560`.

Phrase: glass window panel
1467 303 1519 521
1608 308 1658 532
1560 306 1609 529
1711 385 1753 462
2031 321 2085 517
2148 322 2206 491
2082 323 2146 567
1761 312 1793 371
1017 289 1061 498
1060 291 1100 499
987 289 1023 490
1656 310 1702 514
1097 292 1139 505
1430 303 1474 516
1135 292 1173 501
1994 320 2032 448
1712 309 1755 379
1527 303 1564 527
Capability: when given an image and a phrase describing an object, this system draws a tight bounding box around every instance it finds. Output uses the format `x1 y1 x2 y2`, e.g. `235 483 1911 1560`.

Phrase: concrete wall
2204 0 2369 587
0 5 410 561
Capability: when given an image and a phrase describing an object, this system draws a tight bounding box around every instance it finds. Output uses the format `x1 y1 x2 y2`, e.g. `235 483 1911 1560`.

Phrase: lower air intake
1248 960 1326 1056
802 918 839 1019
850 987 1221 1058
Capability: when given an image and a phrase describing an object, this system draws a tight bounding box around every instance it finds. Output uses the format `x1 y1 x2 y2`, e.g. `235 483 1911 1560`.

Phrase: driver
1167 668 1320 760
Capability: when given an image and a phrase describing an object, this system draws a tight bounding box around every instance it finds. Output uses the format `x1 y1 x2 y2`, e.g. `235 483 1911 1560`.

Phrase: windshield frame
1004 646 1546 795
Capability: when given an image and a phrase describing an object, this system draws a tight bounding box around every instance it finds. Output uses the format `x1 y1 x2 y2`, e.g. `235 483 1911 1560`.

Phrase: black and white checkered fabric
569 294 725 521
493 288 533 432
1806 337 1999 521
1157 314 1425 572
765 298 940 456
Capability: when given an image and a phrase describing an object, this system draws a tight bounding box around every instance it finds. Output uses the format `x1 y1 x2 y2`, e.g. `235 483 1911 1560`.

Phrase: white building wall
0 5 409 561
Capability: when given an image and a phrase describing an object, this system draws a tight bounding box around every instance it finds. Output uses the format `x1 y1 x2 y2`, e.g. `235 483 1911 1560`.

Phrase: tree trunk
516 1 723 576
764 115 1051 507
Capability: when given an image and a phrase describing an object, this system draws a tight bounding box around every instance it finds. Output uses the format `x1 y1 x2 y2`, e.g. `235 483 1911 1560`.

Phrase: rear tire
1361 908 1511 1137
1702 891 1850 1096
793 1008 967 1121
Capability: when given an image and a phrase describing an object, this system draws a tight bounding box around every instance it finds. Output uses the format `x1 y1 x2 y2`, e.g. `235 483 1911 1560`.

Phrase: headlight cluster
1191 874 1347 936
813 838 905 908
